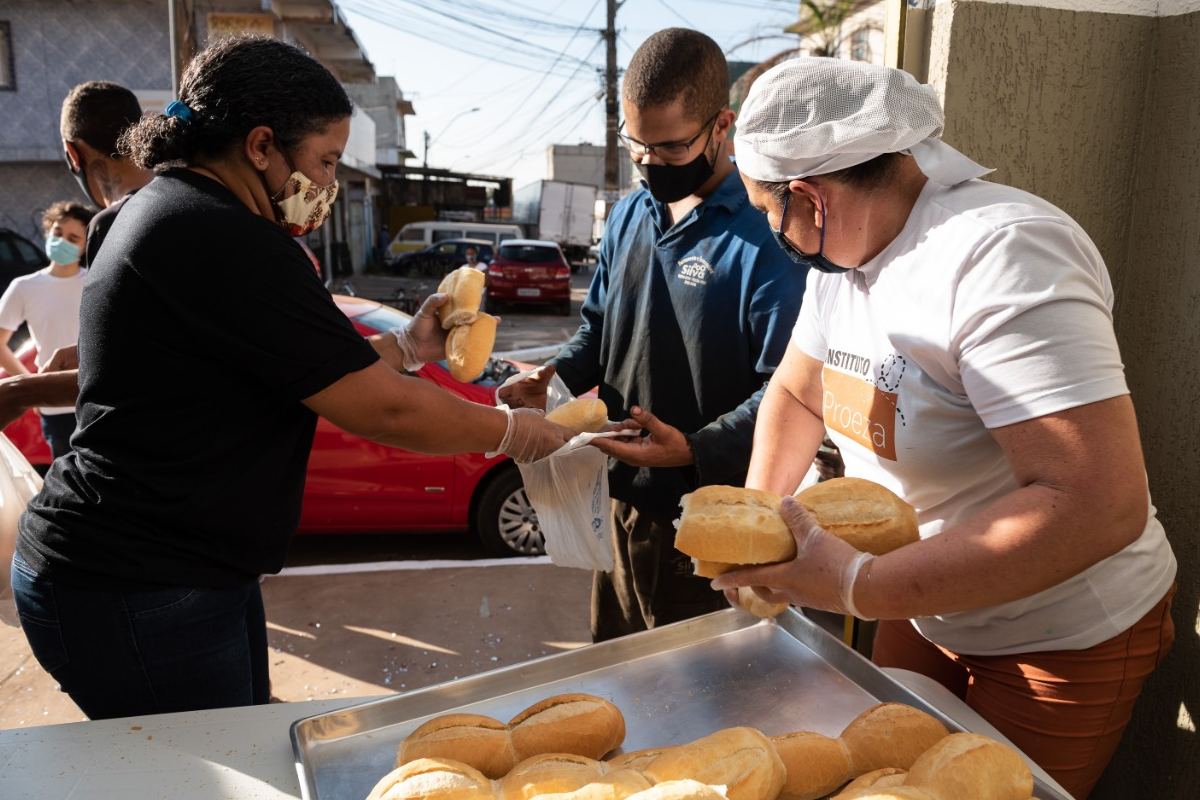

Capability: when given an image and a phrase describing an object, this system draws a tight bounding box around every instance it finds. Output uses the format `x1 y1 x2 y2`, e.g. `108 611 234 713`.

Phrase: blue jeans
39 412 76 460
10 553 270 719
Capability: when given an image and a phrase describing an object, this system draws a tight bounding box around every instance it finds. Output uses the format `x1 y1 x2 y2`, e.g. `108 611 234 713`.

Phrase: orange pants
872 587 1175 799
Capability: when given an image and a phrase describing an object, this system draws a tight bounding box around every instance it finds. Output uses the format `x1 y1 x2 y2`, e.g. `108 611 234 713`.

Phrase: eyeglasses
617 111 720 162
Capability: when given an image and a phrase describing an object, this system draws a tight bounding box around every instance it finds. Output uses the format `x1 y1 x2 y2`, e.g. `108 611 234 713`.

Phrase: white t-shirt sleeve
0 281 26 332
951 218 1129 429
790 269 828 361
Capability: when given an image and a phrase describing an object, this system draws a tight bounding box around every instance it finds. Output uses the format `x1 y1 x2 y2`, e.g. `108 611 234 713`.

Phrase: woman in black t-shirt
9 36 571 720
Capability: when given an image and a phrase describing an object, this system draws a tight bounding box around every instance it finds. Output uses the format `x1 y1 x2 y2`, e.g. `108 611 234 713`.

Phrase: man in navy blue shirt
500 29 808 641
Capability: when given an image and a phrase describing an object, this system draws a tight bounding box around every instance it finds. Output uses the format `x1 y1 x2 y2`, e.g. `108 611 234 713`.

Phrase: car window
432 229 464 243
12 237 43 266
402 228 426 242
499 233 518 243
479 245 494 261
435 243 459 254
498 244 562 263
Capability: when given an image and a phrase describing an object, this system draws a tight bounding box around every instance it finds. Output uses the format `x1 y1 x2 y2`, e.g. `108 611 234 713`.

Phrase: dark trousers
590 499 729 642
40 412 76 460
10 552 270 720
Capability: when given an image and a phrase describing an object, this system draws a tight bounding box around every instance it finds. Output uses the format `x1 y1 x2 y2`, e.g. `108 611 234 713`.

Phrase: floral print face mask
270 170 339 236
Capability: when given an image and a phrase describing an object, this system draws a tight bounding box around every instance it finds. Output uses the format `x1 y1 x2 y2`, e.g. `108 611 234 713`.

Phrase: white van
387 221 523 260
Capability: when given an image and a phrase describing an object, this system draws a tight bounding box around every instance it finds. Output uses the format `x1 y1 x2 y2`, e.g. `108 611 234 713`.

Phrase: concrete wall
921 2 1199 796
0 0 170 237
1100 9 1200 796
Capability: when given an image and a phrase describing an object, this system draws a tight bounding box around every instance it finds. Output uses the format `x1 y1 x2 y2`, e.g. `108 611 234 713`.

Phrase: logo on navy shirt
677 256 715 287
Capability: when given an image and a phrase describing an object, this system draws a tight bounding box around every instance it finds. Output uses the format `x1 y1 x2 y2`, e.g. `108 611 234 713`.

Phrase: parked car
388 238 494 276
0 227 50 296
0 295 547 557
485 239 572 316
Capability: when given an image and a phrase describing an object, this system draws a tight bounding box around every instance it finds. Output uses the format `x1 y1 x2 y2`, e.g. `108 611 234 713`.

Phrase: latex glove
711 495 876 618
496 364 557 411
589 405 692 467
497 407 574 463
390 293 450 371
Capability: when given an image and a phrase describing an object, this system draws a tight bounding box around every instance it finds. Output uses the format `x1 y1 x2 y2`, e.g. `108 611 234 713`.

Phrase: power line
652 0 697 29
341 0 596 78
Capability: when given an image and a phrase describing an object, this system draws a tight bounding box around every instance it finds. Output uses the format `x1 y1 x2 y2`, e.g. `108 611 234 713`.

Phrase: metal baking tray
291 609 1070 800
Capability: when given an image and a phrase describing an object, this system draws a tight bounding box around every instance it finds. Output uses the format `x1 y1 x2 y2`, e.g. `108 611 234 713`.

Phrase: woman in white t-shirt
0 201 94 459
718 59 1176 799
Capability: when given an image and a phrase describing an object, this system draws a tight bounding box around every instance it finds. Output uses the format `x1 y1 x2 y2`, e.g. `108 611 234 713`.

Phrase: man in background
60 81 152 265
500 29 808 641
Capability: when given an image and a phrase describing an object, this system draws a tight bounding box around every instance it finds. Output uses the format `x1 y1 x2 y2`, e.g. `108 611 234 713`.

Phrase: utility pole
423 130 431 170
603 0 621 213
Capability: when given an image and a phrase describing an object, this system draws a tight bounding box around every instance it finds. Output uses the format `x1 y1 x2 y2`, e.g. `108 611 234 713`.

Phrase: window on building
0 22 14 90
850 27 873 64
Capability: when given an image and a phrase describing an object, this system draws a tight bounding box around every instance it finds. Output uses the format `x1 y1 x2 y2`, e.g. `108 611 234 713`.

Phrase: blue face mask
45 235 82 266
770 191 851 274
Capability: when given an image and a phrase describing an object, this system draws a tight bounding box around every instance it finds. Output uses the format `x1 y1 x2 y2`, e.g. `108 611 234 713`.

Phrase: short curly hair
623 28 728 122
41 200 95 233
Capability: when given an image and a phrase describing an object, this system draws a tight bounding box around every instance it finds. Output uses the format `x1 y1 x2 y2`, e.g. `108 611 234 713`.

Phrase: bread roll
735 586 789 619
546 398 609 434
446 313 497 381
368 758 495 800
839 704 949 775
637 727 786 800
508 694 626 762
626 781 728 800
397 693 626 780
691 560 736 579
903 733 1032 800
674 487 794 569
770 731 853 800
675 480 918 575
399 715 516 779
498 754 607 800
830 768 908 798
794 479 918 556
438 267 486 329
499 754 651 800
828 789 937 800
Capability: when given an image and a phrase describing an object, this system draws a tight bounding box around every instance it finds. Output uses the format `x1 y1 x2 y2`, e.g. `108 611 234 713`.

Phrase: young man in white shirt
0 201 94 458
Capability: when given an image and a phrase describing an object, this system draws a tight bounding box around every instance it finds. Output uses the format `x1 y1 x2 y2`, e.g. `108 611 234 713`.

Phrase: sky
337 0 803 189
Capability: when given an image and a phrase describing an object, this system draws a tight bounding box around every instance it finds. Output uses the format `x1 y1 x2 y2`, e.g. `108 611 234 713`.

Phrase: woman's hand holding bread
384 292 451 372
713 496 871 616
674 478 919 618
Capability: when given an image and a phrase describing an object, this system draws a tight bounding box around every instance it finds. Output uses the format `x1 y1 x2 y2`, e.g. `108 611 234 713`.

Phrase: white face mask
270 170 339 237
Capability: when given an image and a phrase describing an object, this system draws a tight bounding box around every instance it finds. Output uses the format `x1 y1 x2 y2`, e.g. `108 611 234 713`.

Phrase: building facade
0 0 393 275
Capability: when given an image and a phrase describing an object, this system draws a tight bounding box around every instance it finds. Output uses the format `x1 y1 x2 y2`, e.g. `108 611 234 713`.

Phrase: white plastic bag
496 369 615 572
0 433 44 604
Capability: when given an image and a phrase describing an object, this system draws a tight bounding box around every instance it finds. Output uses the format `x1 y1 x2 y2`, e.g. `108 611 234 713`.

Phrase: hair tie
165 99 194 123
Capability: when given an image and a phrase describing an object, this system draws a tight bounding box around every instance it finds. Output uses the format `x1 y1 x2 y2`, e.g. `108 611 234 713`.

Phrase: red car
485 239 572 316
0 296 546 556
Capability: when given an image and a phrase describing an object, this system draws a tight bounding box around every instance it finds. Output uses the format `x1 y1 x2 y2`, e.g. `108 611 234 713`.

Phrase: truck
512 180 598 270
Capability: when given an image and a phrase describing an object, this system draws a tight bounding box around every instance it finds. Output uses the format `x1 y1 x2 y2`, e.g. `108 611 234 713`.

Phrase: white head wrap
736 57 992 187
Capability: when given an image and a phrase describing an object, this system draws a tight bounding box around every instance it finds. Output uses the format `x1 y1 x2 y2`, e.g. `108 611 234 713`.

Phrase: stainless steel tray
291 609 1069 800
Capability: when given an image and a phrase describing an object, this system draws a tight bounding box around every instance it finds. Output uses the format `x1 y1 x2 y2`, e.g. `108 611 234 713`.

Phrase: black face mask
64 147 102 208
770 191 851 274
635 129 716 204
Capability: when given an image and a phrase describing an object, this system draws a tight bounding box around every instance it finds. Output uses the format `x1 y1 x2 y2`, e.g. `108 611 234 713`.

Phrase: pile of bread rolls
438 267 497 381
368 696 1036 800
673 478 919 618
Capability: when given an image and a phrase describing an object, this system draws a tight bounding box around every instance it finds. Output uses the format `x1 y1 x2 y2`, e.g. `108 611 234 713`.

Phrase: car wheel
474 467 545 557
